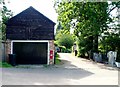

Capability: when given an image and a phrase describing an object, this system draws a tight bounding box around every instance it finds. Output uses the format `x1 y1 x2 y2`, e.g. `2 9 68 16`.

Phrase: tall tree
0 0 13 41
55 2 108 54
54 1 120 57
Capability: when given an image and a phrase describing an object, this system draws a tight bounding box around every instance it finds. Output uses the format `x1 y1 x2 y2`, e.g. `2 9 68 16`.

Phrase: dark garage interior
13 42 48 64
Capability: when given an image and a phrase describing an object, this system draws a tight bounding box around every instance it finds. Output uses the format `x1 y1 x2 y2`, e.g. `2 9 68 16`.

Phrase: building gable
6 6 55 40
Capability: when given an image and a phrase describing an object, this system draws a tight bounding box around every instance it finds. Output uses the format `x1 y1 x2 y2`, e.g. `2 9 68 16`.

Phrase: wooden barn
5 6 55 65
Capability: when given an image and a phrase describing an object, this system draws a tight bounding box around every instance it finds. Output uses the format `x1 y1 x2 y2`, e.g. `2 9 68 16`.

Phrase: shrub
55 53 61 64
57 34 74 49
77 36 93 57
59 46 66 53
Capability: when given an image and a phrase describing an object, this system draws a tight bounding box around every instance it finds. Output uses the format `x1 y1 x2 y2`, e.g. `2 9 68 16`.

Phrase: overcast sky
5 0 117 24
6 0 58 23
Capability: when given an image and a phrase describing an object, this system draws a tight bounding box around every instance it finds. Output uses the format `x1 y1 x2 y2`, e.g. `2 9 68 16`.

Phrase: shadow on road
2 53 96 85
2 58 94 85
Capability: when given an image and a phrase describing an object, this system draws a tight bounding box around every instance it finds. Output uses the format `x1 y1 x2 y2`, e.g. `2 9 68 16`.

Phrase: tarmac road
1 53 118 85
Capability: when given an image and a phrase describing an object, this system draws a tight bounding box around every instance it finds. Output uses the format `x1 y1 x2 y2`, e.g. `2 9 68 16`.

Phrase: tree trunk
88 36 94 59
93 35 98 52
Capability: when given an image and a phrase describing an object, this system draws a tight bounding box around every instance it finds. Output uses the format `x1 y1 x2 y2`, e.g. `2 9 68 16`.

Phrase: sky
5 0 58 23
4 0 118 24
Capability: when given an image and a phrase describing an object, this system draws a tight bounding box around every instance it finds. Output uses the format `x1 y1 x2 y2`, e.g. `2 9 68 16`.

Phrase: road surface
1 53 118 85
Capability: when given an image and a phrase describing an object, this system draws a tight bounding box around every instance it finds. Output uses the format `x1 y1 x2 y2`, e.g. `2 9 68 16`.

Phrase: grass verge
55 53 61 65
0 61 13 68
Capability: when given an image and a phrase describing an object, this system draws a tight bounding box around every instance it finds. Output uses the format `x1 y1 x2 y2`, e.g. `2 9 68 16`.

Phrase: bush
66 49 72 53
59 46 72 53
57 34 74 49
77 36 93 57
55 53 61 64
59 46 66 53
99 35 120 62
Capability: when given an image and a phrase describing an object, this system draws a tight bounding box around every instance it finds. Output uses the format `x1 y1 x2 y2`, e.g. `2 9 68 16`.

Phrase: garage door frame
11 40 49 65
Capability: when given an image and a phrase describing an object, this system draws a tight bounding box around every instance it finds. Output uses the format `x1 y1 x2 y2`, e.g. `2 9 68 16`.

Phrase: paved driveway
1 53 118 85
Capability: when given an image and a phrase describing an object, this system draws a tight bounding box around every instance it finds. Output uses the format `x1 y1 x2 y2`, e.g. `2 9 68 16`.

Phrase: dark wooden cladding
6 6 55 40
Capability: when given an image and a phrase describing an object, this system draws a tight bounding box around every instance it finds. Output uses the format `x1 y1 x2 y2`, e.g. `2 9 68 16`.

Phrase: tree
55 2 110 55
0 0 13 40
54 1 120 58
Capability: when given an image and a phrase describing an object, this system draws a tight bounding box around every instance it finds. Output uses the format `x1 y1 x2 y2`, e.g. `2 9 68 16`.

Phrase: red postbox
50 50 53 59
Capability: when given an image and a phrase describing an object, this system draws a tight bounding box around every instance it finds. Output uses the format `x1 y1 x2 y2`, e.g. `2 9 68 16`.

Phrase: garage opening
13 42 48 64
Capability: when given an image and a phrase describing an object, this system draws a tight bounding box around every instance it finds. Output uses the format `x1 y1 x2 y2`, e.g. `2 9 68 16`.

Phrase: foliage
99 33 120 62
55 29 70 40
55 52 61 64
77 36 93 57
0 61 13 68
55 1 109 55
59 46 66 52
56 30 74 49
60 46 71 53
0 0 13 40
54 1 120 60
99 22 120 61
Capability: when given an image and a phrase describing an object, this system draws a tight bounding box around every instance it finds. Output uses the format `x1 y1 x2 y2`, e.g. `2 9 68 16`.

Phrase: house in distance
5 6 55 65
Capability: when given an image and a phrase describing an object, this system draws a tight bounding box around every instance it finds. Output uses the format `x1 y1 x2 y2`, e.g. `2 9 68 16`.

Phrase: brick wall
49 40 55 65
6 40 11 62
